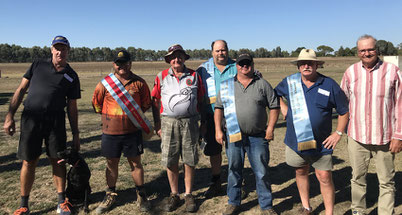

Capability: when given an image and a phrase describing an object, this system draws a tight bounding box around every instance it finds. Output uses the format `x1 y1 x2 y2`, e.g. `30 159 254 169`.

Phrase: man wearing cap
274 49 349 215
196 40 238 198
151 44 204 213
92 50 152 214
341 35 402 215
214 53 280 215
3 36 80 215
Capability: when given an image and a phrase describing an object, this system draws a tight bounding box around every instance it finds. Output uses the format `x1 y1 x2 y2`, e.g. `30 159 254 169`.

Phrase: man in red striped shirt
341 34 402 215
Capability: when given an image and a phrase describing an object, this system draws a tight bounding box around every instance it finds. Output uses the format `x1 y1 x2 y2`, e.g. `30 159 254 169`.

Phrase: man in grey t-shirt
214 53 280 215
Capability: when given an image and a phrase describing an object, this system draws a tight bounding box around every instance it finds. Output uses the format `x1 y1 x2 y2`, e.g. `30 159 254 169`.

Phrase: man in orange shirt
92 50 152 214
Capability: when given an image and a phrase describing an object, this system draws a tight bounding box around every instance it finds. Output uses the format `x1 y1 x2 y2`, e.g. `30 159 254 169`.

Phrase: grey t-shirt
215 75 279 135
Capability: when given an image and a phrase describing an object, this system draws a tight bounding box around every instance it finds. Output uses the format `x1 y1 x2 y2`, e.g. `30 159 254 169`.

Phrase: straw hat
290 49 325 65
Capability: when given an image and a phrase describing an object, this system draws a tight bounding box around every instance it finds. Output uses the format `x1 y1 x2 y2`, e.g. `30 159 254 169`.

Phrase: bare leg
315 169 334 215
184 164 195 194
106 158 120 188
49 158 66 193
167 164 179 194
127 156 144 186
295 165 311 209
20 158 39 196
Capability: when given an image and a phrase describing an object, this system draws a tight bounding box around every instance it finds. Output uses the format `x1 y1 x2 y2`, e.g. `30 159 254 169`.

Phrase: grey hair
356 34 377 47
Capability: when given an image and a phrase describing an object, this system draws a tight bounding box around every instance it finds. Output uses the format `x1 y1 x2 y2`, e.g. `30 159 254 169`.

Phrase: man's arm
265 108 280 141
214 108 225 145
152 97 161 137
279 97 288 120
322 112 349 149
3 78 30 136
67 99 80 151
390 70 402 153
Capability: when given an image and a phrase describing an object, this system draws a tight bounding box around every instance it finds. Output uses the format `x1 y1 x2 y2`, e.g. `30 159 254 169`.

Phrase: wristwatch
335 130 343 136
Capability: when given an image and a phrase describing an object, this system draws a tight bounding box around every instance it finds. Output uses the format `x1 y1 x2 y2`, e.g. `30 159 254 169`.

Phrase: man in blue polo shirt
274 49 349 215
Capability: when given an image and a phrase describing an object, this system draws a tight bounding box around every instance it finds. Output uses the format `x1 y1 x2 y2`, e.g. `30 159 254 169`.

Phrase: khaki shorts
285 145 333 170
160 116 199 167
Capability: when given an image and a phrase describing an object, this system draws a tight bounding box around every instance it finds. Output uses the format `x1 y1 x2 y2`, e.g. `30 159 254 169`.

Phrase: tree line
0 40 401 63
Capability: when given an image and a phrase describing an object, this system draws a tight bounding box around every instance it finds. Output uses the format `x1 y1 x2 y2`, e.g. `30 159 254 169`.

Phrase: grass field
0 57 401 215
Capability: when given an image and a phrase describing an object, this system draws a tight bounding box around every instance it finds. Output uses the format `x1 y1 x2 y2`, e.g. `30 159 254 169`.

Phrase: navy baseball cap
51 35 70 48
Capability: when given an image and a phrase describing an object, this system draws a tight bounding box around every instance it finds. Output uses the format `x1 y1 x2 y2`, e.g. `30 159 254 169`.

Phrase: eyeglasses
238 61 251 67
116 61 129 67
358 48 376 54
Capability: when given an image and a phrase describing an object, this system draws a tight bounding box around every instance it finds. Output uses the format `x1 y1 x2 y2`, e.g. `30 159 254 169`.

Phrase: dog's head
57 147 80 165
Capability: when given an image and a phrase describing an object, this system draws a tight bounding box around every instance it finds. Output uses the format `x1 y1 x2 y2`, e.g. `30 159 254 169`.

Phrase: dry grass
0 57 401 215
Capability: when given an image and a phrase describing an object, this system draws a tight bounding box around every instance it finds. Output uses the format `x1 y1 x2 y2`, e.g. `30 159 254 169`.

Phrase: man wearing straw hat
92 50 152 214
151 44 205 213
274 49 349 215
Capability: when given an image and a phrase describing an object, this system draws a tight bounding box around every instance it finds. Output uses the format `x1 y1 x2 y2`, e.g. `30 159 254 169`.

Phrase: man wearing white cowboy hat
151 44 205 213
274 49 349 215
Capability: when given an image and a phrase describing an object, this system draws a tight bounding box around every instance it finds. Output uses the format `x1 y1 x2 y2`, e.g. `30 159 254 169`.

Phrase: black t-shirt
23 59 81 112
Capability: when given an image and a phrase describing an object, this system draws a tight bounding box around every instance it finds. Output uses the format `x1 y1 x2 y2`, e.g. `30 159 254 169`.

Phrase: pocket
315 94 329 109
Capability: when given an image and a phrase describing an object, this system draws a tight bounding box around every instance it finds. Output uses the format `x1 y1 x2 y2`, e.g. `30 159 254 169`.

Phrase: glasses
116 61 129 67
358 48 376 54
238 61 251 67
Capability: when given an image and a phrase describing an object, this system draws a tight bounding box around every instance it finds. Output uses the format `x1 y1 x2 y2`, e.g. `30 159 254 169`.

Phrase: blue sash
220 77 242 143
200 58 217 104
287 73 316 151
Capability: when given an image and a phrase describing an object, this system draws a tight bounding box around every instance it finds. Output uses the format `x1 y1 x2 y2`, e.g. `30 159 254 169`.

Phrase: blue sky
1 0 401 52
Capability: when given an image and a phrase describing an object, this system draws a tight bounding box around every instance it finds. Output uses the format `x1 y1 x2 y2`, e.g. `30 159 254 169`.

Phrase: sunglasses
238 60 251 67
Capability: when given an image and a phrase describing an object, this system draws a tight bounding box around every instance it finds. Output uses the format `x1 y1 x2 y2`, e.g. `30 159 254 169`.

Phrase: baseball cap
51 35 70 48
114 50 131 63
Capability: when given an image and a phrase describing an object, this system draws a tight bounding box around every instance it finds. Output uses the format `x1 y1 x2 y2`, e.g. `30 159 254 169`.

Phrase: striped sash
220 77 242 143
287 73 316 151
102 73 153 134
201 58 217 104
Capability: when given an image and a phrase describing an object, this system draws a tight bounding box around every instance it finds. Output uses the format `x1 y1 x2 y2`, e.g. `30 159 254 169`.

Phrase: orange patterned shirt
92 73 151 135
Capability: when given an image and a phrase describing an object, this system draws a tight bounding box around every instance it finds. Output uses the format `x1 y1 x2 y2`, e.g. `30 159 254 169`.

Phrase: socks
20 195 29 208
58 192 65 204
106 186 116 193
212 174 221 183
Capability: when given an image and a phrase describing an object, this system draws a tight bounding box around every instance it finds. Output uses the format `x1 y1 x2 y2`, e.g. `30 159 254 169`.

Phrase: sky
1 0 401 52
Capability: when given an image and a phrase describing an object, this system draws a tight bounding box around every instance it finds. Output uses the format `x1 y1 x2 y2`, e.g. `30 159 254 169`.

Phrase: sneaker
164 193 180 212
14 207 30 215
136 188 151 212
352 210 366 215
204 180 222 199
261 208 278 215
298 207 313 215
184 194 197 213
57 200 73 215
96 191 117 214
222 204 240 215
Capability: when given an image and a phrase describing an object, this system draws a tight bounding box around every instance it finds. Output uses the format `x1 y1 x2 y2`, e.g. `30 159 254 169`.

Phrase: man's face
51 44 69 64
297 60 317 77
212 41 228 66
168 52 186 71
113 61 131 76
236 60 254 76
357 38 378 67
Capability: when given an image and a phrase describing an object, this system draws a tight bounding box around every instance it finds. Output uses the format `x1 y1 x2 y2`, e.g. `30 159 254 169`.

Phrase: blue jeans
225 134 273 209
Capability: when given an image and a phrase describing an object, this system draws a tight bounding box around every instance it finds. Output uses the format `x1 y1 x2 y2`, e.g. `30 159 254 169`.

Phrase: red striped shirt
341 60 402 145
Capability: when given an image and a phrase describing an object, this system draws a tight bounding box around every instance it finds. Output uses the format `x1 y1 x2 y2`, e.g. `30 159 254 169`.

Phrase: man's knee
316 170 333 185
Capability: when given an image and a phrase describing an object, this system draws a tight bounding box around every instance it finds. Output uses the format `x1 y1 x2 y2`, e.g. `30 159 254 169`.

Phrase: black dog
58 147 91 213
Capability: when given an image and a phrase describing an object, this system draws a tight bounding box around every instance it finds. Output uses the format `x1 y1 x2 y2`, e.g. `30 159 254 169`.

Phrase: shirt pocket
315 93 329 109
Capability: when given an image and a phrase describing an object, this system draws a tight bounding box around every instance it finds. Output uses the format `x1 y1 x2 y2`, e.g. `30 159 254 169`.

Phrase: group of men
3 35 401 215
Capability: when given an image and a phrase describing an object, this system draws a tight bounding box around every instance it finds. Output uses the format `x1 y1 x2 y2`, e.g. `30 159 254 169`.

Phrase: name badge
64 73 73 82
318 88 330 96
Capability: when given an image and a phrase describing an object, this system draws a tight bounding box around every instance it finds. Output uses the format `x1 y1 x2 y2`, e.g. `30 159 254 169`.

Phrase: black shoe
204 180 222 199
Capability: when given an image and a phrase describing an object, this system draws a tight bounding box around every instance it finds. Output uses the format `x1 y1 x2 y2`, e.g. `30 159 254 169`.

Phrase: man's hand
215 129 225 145
323 132 342 149
265 129 274 141
389 139 402 154
3 114 16 136
154 121 161 137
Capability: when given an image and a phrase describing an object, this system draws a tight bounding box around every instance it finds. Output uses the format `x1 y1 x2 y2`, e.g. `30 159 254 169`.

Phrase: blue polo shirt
197 58 237 114
274 73 348 155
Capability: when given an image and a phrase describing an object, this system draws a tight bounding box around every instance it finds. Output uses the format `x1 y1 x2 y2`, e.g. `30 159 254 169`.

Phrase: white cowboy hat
290 49 325 65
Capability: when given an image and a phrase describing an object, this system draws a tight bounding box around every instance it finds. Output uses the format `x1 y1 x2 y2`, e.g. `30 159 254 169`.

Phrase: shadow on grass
0 92 13 105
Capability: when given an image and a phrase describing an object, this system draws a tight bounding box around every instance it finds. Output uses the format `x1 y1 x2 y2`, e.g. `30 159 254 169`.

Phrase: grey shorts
160 116 199 167
285 145 333 170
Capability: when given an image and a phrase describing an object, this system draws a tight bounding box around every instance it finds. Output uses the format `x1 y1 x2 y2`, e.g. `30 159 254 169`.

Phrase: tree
291 47 305 57
316 45 334 56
